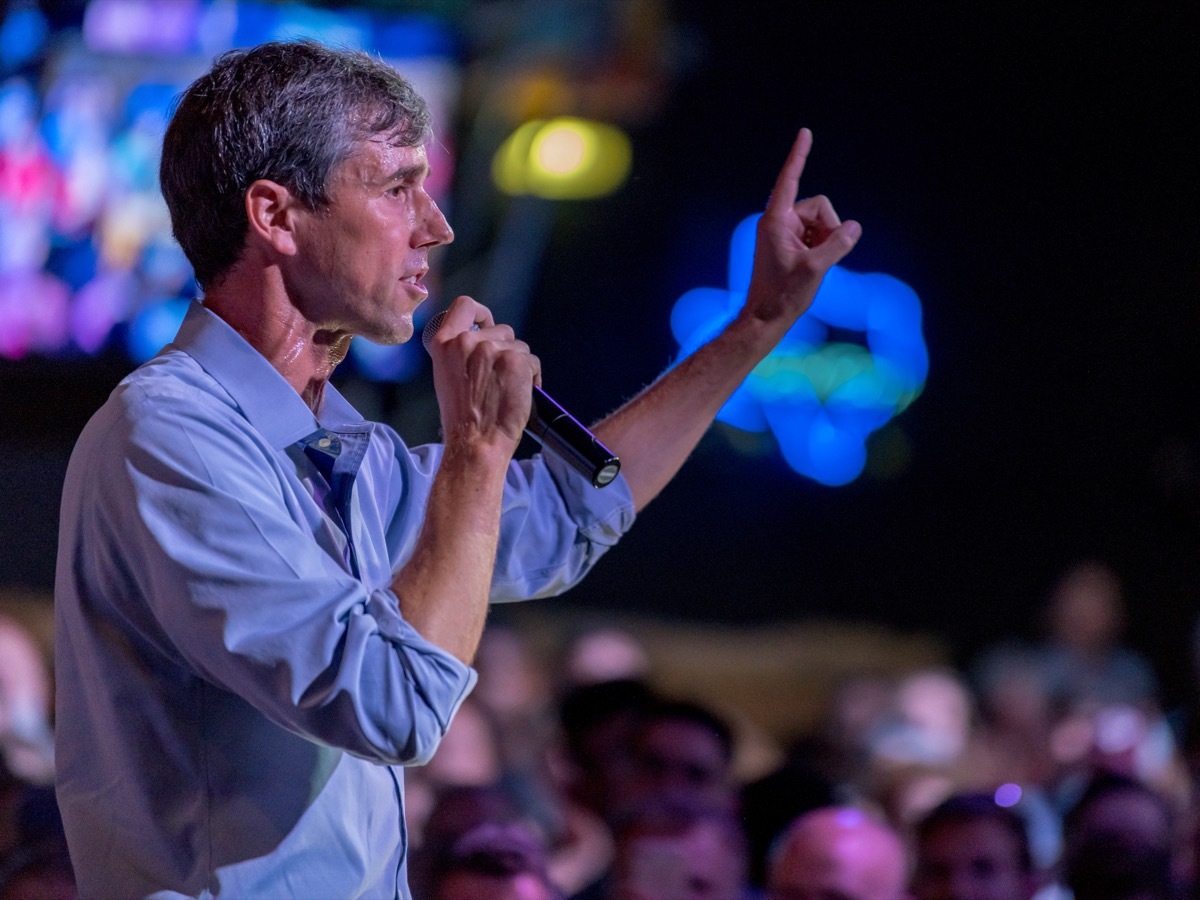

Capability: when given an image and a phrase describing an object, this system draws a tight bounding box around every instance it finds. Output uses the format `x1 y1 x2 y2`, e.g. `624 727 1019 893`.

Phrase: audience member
409 783 530 897
474 627 573 851
804 671 897 794
557 679 657 823
561 628 651 688
740 754 836 889
912 793 1041 900
765 805 908 900
621 700 738 819
0 617 54 787
971 642 1059 788
550 679 657 896
1059 773 1180 900
404 697 505 852
865 668 987 827
609 797 748 900
1037 561 1158 712
431 822 560 900
474 625 556 770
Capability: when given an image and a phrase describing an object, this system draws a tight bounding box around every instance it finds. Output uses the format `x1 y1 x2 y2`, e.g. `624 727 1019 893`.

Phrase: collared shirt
54 302 635 898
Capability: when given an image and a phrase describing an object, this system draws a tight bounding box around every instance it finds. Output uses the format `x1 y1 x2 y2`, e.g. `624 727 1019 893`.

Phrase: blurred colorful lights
670 214 928 486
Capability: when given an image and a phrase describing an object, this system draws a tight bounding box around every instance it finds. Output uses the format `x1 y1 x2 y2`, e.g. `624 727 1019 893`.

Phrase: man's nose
416 194 454 248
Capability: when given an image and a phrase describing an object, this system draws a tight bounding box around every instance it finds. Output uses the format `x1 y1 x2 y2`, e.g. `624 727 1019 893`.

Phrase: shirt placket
300 430 361 578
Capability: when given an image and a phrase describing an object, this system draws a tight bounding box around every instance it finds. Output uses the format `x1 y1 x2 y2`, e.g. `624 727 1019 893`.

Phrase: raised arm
593 128 862 510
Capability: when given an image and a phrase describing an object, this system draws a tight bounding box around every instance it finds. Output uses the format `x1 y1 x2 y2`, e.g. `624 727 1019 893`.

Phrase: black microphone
421 311 621 488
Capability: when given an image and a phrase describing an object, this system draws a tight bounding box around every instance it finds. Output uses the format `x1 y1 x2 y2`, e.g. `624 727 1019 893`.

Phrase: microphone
421 311 622 488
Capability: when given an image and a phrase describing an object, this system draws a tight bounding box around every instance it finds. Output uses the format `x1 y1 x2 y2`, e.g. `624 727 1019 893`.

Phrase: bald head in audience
767 806 909 900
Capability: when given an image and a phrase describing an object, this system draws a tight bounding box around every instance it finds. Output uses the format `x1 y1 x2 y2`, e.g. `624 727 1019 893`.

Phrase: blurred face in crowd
420 698 501 787
436 872 555 900
767 807 909 900
568 707 643 818
627 718 732 813
1064 786 1176 897
1049 561 1124 652
913 818 1038 900
615 819 745 900
1069 787 1171 852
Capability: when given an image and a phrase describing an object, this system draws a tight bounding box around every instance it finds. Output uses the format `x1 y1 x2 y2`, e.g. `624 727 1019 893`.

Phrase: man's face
628 720 732 812
767 843 907 900
288 135 452 346
616 822 744 900
913 819 1036 900
436 872 555 900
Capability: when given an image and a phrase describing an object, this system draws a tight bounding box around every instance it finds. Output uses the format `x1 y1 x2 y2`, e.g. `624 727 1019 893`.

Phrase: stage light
0 0 460 376
671 214 928 486
492 117 631 200
126 297 188 364
994 783 1022 807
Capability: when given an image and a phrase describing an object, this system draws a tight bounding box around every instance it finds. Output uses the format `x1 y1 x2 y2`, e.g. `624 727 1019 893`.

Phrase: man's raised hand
744 128 862 326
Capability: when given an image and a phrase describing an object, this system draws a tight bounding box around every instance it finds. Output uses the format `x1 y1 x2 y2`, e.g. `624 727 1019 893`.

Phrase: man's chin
362 321 414 346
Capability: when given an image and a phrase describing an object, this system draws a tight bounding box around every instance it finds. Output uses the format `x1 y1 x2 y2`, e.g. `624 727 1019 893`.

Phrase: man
621 699 738 820
766 806 909 900
431 823 560 900
54 40 860 897
911 793 1041 900
611 798 748 900
1059 774 1178 900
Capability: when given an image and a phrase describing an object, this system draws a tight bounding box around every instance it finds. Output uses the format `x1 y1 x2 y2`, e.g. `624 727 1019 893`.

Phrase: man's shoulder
71 348 251 471
117 346 235 409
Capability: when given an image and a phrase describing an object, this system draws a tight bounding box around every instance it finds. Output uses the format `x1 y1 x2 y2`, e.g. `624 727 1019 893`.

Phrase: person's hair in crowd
432 821 561 900
610 795 748 900
766 804 909 900
1060 772 1177 900
624 698 737 815
912 792 1039 900
160 39 431 289
556 678 656 820
739 754 836 889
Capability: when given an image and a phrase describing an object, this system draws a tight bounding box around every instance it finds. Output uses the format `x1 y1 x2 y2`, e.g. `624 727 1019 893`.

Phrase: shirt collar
172 301 367 448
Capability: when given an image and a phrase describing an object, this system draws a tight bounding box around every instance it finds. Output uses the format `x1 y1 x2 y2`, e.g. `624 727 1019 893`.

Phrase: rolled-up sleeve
490 450 636 600
376 434 637 605
81 383 475 766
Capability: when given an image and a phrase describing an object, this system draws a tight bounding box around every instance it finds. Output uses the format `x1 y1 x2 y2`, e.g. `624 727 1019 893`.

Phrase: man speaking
53 40 860 897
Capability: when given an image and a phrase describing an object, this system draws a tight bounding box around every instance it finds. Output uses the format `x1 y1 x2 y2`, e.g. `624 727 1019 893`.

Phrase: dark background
3 4 1198 701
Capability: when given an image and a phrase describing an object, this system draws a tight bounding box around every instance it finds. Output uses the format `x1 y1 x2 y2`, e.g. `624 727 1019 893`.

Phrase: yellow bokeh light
492 117 632 200
534 124 589 175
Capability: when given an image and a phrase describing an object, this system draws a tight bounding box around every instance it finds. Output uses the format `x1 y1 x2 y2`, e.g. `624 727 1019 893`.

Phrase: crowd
2 557 1198 899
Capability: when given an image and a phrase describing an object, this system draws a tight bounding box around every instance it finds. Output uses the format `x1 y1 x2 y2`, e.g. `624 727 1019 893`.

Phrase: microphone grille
421 310 448 353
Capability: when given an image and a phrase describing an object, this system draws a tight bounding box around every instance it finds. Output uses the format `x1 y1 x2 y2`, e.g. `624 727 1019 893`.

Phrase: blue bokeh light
0 4 47 71
126 297 189 364
994 783 1023 808
671 214 928 485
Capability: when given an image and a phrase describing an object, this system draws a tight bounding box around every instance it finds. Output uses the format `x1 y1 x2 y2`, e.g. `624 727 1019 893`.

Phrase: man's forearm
594 314 784 511
389 440 510 664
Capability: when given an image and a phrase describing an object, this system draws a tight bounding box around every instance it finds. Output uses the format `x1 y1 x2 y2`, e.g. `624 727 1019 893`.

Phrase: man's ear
245 180 301 256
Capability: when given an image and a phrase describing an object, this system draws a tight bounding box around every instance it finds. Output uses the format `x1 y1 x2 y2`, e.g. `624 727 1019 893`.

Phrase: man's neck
202 269 350 413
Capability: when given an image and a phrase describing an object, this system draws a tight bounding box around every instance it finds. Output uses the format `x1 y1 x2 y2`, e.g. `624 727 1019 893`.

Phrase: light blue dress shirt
54 302 635 898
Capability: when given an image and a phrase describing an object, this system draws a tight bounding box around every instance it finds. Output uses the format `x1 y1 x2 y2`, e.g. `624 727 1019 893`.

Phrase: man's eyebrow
386 162 429 183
